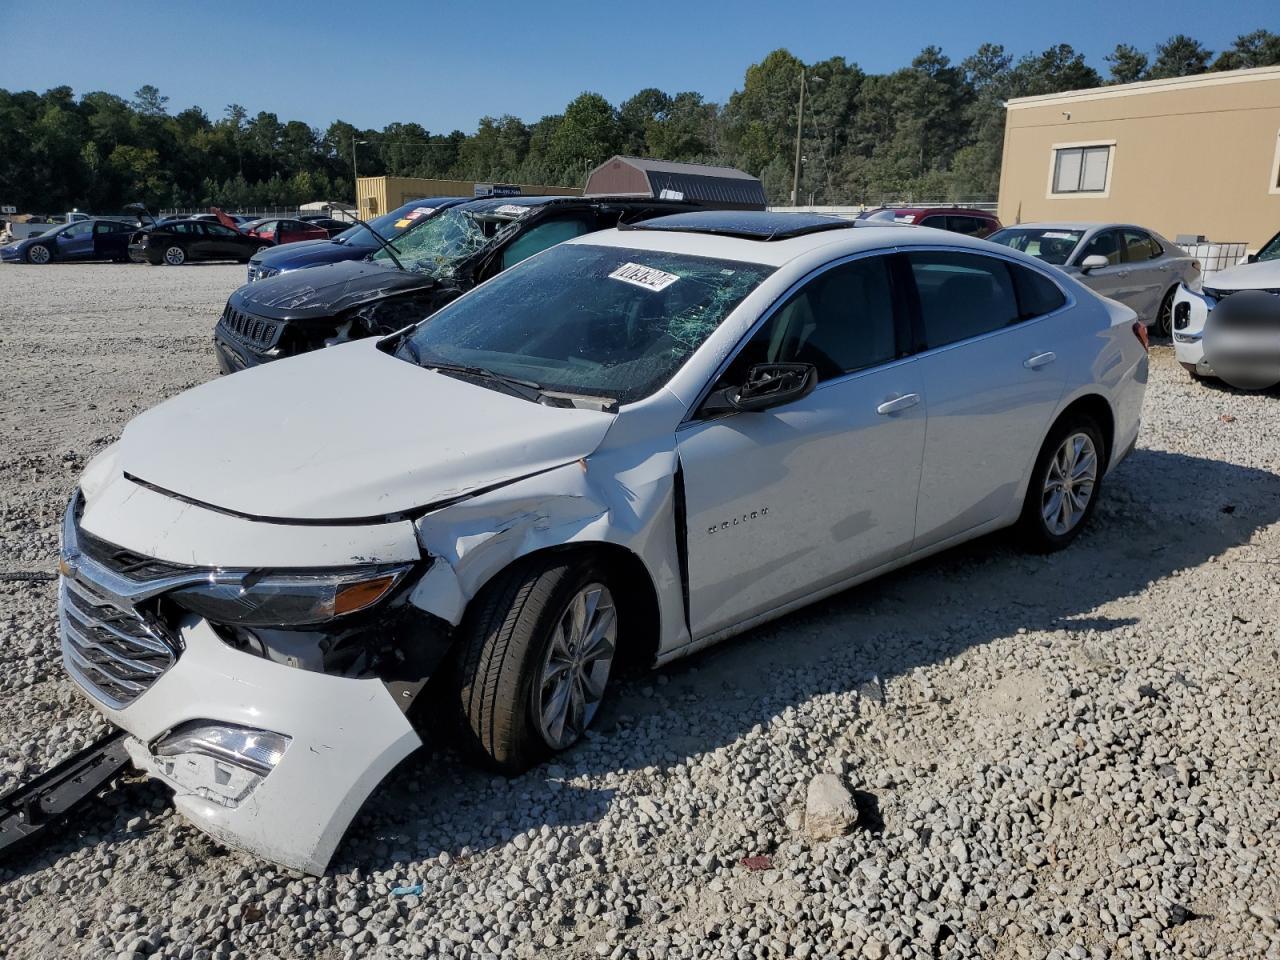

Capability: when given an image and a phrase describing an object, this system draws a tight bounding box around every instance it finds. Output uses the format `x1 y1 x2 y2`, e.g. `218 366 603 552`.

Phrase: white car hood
1206 258 1280 291
116 340 615 520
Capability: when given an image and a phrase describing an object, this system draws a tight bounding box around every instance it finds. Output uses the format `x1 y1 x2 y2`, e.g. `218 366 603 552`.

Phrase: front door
906 250 1069 547
677 253 927 638
1074 228 1140 310
56 221 94 259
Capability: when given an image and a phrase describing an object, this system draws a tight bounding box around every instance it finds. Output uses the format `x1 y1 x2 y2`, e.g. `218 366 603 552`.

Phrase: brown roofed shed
583 156 766 210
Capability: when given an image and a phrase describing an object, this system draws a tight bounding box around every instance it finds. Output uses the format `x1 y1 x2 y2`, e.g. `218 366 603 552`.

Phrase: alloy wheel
164 246 185 266
28 245 50 264
536 582 616 750
1041 432 1098 536
1154 289 1175 338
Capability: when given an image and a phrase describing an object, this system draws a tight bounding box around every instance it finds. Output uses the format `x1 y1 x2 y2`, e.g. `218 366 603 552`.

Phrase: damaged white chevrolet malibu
59 211 1148 873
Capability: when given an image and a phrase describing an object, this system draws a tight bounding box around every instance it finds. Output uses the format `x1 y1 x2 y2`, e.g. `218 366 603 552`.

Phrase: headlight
154 721 290 775
170 565 410 627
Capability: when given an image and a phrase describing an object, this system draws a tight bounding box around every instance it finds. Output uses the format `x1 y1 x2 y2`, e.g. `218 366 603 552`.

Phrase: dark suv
856 206 1001 238
213 196 735 373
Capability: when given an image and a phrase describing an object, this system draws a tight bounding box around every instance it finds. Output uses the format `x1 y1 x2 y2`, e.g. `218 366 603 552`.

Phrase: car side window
919 215 947 229
1123 230 1162 261
945 216 980 236
1078 230 1122 266
170 223 190 235
907 250 1021 349
93 222 115 235
1010 264 1067 319
715 256 899 388
206 223 237 237
501 218 593 270
64 222 92 238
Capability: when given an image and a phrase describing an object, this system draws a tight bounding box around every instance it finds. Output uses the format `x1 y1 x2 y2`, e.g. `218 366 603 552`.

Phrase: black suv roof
623 210 859 241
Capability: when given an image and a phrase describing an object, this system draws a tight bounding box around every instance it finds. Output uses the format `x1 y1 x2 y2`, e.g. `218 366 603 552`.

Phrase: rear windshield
988 228 1084 266
395 243 774 404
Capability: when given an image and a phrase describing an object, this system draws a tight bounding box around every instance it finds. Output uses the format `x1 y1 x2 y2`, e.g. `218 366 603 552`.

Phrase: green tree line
1 29 1275 213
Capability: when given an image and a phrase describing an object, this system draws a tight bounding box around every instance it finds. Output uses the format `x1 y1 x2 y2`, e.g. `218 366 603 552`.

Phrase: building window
1052 145 1111 194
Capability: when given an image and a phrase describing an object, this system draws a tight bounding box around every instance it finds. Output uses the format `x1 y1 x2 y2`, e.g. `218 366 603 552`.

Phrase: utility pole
351 136 368 211
790 68 805 207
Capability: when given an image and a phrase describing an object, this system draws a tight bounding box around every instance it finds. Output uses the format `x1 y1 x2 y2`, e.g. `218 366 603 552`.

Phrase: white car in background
1173 228 1280 378
58 212 1148 873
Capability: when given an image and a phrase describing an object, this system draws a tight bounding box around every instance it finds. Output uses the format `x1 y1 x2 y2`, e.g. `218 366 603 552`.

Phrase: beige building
998 66 1280 251
355 176 580 220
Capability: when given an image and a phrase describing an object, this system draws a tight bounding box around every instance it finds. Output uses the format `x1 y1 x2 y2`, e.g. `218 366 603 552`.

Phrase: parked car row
59 206 1149 874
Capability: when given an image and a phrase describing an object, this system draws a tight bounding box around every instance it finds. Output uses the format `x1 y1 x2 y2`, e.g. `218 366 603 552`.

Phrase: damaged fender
410 448 690 657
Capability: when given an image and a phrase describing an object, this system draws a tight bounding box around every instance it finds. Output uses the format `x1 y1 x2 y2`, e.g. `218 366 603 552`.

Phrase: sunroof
624 210 857 241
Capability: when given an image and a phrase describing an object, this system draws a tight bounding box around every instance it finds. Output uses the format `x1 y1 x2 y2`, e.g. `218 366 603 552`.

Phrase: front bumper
1171 285 1214 376
127 243 158 264
213 334 270 374
1 246 23 262
58 493 425 874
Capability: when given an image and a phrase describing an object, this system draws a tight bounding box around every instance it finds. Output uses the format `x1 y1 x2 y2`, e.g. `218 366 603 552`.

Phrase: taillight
1132 320 1149 352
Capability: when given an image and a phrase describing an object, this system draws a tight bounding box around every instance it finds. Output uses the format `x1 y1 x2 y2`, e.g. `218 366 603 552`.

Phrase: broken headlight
170 565 410 628
154 721 290 776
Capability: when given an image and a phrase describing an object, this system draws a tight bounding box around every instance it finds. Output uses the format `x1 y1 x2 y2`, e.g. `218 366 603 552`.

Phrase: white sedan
1173 229 1280 378
59 212 1149 873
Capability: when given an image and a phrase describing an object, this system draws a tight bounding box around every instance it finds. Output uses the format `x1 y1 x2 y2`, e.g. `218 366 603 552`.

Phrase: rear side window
1011 264 1067 319
908 251 1021 348
501 218 592 270
1123 230 1162 261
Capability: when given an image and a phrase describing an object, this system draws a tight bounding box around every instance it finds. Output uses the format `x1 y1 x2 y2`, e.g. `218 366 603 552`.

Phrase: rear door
907 250 1070 548
677 253 927 638
1121 229 1169 322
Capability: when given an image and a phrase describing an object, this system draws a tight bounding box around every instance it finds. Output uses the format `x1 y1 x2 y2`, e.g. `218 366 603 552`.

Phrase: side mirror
1247 253 1259 264
703 362 818 415
1080 254 1109 273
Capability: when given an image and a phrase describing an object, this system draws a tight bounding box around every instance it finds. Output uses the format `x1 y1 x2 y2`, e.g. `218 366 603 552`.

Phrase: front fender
409 453 690 658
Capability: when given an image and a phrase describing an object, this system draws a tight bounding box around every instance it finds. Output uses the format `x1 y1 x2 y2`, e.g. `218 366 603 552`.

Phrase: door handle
876 393 921 415
1024 352 1056 370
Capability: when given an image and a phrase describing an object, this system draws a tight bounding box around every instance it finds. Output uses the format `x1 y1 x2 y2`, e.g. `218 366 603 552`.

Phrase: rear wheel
1153 286 1177 338
26 244 51 264
1017 416 1105 553
163 245 186 266
455 554 618 774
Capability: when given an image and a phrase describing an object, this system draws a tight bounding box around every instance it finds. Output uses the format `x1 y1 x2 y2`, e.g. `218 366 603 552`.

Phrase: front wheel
162 245 186 266
1017 417 1105 553
26 244 51 264
455 554 618 774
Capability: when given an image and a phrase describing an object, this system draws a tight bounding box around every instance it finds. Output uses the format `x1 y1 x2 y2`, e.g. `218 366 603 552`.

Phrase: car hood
254 239 374 271
230 259 433 320
114 339 615 521
1205 258 1280 292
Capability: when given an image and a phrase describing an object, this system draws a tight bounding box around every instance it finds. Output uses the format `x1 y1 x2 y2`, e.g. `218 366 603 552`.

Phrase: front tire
163 245 186 266
455 554 618 774
26 244 51 264
1017 416 1105 553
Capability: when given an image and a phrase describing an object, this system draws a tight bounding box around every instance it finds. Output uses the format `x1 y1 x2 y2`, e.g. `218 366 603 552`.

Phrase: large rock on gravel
804 773 858 840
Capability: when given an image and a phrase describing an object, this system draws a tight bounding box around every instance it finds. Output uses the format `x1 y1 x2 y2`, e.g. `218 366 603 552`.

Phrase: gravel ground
1 262 1279 960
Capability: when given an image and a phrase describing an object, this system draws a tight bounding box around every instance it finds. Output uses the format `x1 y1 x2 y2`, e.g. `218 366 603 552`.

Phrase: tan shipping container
356 176 580 220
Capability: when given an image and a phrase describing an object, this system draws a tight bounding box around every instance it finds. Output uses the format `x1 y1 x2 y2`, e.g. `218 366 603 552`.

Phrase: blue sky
2 0 1275 132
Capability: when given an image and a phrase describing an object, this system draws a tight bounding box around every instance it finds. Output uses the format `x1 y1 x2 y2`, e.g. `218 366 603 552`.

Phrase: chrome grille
218 303 281 349
60 576 177 709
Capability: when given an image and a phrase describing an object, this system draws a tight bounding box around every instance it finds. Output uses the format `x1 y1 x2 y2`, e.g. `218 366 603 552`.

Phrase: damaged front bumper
58 489 429 874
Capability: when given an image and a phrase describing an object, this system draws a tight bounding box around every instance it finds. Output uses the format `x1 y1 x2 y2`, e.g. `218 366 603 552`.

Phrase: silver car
988 222 1200 335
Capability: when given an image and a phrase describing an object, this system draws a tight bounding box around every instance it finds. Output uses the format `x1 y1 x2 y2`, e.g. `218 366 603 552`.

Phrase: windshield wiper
338 211 405 270
424 362 553 404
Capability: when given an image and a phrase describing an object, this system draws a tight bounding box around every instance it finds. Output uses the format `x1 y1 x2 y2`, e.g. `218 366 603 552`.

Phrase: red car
856 206 1001 238
242 218 329 248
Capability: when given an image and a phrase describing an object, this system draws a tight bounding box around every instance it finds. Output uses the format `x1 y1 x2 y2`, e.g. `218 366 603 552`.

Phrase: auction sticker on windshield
609 262 680 292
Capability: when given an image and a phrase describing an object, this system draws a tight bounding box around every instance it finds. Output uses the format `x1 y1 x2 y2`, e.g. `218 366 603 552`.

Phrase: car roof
569 217 994 269
626 210 857 241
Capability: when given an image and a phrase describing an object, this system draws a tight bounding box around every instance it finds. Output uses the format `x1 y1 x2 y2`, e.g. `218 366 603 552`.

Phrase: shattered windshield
369 204 524 277
394 243 774 404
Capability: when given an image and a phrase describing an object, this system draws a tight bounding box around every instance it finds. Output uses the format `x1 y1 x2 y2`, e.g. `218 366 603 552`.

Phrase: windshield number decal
1042 231 1077 240
609 262 680 292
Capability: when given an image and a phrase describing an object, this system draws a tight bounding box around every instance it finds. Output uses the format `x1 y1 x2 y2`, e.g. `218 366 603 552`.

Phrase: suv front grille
218 304 281 350
60 576 177 709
